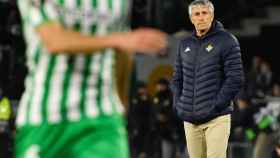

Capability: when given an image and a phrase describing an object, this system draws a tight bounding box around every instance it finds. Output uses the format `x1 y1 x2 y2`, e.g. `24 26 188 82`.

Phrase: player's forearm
37 23 119 54
48 31 118 54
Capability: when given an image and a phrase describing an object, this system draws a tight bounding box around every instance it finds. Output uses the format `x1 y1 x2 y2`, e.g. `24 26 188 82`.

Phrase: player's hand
113 28 167 55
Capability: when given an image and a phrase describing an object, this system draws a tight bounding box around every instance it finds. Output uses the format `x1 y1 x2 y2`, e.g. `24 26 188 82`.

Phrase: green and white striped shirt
16 0 130 126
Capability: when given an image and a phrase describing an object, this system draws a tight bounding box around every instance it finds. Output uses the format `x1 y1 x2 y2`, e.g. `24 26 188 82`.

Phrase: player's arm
37 22 120 54
37 22 167 55
20 1 167 55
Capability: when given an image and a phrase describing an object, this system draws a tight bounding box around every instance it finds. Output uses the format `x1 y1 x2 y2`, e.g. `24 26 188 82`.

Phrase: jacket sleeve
171 41 183 107
215 35 245 110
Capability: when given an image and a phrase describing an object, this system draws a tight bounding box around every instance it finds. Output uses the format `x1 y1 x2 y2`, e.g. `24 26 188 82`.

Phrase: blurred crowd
231 55 280 158
0 0 26 100
0 1 25 158
127 78 187 158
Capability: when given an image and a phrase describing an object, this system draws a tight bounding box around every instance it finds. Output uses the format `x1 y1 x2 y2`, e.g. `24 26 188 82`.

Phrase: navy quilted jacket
172 21 244 124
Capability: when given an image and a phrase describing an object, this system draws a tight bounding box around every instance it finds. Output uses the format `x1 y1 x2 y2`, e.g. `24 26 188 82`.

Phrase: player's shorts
16 115 129 158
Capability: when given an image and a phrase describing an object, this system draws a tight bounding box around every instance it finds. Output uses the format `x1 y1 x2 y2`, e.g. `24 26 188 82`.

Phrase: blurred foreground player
16 0 166 158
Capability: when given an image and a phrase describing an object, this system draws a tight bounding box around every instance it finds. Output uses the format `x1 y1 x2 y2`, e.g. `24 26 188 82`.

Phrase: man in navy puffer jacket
172 0 244 158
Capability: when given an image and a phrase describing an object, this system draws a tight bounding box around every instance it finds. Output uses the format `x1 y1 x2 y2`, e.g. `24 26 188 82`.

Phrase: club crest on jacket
206 44 214 52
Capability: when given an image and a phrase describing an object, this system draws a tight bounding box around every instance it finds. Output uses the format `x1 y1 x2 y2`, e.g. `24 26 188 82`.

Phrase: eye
194 12 200 16
202 11 209 15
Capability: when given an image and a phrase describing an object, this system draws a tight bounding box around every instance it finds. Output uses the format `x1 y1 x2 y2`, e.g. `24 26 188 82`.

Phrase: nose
198 14 205 21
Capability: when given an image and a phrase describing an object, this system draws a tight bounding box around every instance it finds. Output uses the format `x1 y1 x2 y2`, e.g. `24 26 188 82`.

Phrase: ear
210 13 214 21
189 15 194 24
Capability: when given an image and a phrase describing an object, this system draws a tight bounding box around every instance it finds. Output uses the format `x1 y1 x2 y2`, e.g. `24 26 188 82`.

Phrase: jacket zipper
193 39 202 113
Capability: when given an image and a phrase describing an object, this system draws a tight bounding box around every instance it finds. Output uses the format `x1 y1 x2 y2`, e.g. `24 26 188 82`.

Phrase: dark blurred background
130 0 280 76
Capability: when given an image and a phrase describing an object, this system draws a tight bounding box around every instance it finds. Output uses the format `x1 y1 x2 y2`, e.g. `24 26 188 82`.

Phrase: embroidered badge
206 44 214 52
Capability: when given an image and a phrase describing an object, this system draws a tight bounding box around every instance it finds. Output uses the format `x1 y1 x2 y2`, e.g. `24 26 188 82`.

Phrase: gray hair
188 0 214 16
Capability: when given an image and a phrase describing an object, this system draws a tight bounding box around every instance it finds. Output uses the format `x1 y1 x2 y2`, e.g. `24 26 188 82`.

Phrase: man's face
190 5 214 32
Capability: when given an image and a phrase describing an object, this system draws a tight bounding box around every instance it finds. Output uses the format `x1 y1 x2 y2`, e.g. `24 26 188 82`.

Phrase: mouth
198 23 206 26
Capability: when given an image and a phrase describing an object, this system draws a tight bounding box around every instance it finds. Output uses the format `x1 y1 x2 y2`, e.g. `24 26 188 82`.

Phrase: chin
198 27 207 31
200 26 210 30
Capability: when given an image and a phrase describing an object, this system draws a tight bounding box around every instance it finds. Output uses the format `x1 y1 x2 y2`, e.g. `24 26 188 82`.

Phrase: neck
196 28 210 37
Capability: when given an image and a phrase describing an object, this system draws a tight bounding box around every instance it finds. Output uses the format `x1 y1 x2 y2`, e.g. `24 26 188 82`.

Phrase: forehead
191 5 211 13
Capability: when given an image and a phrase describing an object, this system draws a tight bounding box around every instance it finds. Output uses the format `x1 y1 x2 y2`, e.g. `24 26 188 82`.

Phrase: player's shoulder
30 0 44 7
29 0 52 8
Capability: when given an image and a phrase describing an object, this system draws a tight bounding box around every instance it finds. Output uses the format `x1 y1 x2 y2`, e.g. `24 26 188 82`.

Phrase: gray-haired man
172 0 244 158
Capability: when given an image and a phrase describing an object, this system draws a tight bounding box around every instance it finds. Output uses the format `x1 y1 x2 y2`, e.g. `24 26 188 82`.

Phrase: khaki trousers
184 114 231 158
